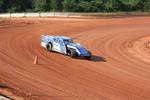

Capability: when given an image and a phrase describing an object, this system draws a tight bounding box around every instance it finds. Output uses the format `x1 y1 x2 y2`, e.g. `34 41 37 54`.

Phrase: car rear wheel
46 43 52 52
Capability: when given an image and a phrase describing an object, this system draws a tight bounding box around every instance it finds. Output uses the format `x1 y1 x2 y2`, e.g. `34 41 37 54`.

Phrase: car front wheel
70 49 78 58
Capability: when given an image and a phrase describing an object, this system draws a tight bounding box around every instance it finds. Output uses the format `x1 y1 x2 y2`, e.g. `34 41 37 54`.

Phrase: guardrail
0 12 82 18
0 12 150 18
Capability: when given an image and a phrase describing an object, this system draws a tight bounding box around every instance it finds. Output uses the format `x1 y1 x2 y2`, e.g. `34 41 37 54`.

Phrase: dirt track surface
0 17 150 100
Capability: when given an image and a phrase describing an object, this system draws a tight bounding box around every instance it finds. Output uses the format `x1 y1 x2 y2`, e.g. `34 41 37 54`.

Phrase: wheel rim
48 44 52 51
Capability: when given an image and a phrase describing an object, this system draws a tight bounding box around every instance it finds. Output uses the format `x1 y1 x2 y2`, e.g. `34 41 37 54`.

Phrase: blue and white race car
41 35 92 59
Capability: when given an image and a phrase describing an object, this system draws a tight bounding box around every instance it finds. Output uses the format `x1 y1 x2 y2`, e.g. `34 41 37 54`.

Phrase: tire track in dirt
0 17 150 100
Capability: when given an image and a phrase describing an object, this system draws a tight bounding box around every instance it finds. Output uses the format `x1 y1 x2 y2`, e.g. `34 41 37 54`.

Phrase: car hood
77 47 89 54
67 43 89 55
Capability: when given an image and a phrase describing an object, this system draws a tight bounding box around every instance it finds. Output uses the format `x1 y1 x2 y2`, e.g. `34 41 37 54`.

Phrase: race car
41 35 92 59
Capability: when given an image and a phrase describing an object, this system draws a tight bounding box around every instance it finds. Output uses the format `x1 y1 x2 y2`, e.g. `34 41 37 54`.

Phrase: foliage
33 0 47 11
0 0 150 13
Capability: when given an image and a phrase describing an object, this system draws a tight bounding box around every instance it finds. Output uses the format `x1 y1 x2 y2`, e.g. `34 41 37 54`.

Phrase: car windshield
64 39 74 43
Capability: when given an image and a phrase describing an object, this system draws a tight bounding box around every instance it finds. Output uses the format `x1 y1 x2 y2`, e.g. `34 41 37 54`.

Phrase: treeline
0 0 150 13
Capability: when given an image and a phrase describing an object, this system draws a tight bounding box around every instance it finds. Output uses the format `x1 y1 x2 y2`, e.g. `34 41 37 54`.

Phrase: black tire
46 43 52 52
66 47 71 56
70 49 78 58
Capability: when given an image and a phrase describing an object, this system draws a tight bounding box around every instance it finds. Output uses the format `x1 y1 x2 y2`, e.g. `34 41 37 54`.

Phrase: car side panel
59 43 67 54
52 42 66 54
52 42 61 52
41 40 47 48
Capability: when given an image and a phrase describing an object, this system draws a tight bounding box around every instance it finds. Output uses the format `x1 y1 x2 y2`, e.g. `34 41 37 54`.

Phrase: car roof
42 35 73 42
55 36 72 40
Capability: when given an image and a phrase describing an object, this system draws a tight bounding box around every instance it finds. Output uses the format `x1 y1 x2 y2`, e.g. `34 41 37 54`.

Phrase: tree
50 0 56 11
50 0 63 12
33 0 47 12
0 0 4 12
141 0 150 11
103 0 117 12
1 0 33 12
63 0 77 12
78 1 90 12
119 0 141 11
45 0 51 11
0 0 150 13
90 0 104 12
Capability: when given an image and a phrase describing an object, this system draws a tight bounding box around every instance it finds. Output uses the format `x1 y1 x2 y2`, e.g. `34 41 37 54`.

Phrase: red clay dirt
0 17 150 100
